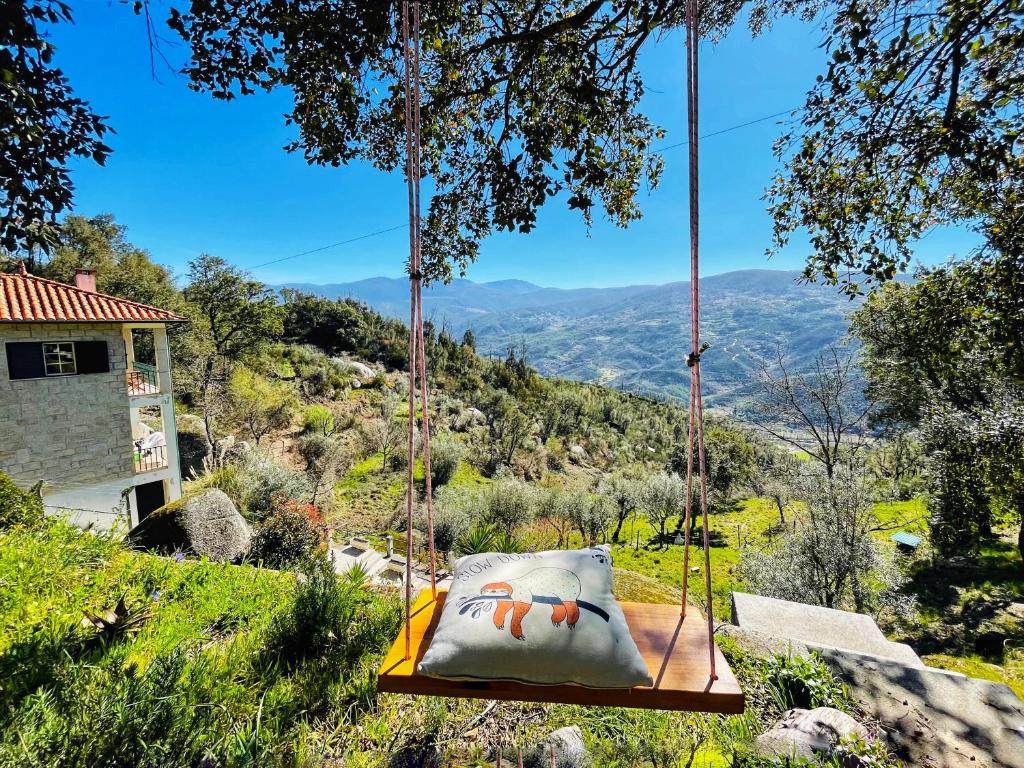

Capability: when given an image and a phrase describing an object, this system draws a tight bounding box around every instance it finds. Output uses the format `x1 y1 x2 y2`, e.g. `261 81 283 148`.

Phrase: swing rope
679 0 718 680
398 0 717 682
402 0 436 662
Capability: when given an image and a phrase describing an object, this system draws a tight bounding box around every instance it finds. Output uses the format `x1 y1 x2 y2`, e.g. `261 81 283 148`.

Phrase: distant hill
280 269 860 411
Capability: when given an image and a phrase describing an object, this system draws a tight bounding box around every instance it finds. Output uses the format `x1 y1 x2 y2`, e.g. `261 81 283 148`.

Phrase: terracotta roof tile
0 266 187 324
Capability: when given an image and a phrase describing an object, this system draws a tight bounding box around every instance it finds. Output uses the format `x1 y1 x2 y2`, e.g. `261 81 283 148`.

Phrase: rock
334 357 375 379
756 707 868 764
350 361 375 379
213 434 236 461
176 413 206 433
223 440 252 463
519 726 590 768
818 645 1024 767
568 445 588 463
975 627 1009 657
455 407 486 429
127 489 251 562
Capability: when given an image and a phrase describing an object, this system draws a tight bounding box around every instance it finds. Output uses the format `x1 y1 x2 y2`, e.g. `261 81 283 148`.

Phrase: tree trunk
201 357 217 450
1018 515 1023 570
775 496 786 526
612 515 626 543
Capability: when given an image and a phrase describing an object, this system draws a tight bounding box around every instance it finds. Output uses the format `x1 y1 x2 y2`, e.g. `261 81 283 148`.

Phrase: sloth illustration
457 567 609 641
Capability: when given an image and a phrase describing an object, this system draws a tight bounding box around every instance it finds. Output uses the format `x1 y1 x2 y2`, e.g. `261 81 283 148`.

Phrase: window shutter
75 341 110 374
5 343 45 380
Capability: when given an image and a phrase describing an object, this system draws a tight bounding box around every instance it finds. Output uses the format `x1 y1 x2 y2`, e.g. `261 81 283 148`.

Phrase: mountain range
281 269 861 411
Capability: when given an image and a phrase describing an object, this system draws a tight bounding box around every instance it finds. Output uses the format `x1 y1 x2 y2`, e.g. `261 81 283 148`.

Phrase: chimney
75 269 96 293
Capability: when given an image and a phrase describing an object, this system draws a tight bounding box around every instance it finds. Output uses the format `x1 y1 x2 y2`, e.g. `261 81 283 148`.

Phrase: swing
377 0 744 715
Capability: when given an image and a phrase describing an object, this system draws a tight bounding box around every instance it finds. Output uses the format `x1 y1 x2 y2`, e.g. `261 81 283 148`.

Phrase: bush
248 501 327 569
428 433 465 489
265 556 397 669
423 486 481 552
297 432 334 469
241 450 310 518
0 472 43 529
301 404 335 436
482 473 537 534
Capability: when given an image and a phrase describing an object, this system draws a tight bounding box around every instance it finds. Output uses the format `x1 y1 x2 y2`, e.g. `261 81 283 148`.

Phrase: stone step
731 591 924 667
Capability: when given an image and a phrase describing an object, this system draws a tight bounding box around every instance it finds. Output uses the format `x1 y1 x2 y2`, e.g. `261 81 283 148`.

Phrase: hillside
281 269 860 409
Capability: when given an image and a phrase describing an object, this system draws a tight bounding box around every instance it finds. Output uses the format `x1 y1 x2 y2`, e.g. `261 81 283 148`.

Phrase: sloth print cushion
417 546 653 688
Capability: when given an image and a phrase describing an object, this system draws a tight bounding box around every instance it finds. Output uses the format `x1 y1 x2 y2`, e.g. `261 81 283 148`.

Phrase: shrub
236 450 310 518
265 556 393 668
482 473 537 534
423 486 481 552
297 432 334 469
248 501 327 569
0 472 43 529
428 433 465 489
302 404 336 436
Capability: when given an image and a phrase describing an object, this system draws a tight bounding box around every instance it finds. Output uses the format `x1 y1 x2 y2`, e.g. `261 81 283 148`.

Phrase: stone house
0 265 187 530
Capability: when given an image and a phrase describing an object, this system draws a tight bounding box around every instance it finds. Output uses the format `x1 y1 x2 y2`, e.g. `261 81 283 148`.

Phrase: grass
0 520 401 767
1 518 901 767
610 513 742 619
923 652 1024 699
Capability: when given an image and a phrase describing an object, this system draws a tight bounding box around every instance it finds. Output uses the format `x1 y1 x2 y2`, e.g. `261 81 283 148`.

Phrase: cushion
417 546 653 688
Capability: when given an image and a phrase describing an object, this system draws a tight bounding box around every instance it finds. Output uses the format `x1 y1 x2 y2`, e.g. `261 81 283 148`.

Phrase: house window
42 342 77 376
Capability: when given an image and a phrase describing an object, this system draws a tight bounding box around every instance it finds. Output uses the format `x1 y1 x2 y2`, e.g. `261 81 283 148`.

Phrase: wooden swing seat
377 590 745 713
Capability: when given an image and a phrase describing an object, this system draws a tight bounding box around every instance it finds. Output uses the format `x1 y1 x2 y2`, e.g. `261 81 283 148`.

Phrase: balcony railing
134 444 168 474
126 363 159 396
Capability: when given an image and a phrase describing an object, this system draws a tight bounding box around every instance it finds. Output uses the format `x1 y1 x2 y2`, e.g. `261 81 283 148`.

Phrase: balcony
134 443 168 474
127 362 159 397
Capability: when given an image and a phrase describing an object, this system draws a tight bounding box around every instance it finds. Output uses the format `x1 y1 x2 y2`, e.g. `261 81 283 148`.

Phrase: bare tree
364 392 404 473
750 344 873 479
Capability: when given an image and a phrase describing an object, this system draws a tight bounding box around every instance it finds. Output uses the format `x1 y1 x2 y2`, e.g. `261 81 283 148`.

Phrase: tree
575 494 614 546
750 345 873 479
482 474 537 536
747 439 800 528
161 1 751 281
599 471 641 543
364 392 404 473
461 328 476 352
1 2 111 255
669 421 756 513
227 366 297 444
851 260 1024 565
297 434 349 510
764 0 1024 298
486 397 532 471
182 255 283 446
639 471 685 544
543 489 583 548
429 433 466 490
740 466 899 612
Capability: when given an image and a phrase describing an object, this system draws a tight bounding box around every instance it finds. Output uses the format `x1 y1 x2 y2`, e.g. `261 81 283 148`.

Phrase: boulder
521 726 590 768
568 445 588 463
756 707 869 764
127 489 251 562
350 361 375 379
223 440 252 464
455 407 486 430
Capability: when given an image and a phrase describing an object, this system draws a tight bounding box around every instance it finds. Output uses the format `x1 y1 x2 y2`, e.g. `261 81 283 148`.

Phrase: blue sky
52 3 977 288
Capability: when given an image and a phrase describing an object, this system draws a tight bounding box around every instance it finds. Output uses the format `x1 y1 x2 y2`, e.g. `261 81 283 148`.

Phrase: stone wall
0 323 134 489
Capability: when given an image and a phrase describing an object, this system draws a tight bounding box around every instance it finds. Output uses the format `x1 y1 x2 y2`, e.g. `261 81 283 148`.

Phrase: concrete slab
731 592 924 667
819 646 1024 768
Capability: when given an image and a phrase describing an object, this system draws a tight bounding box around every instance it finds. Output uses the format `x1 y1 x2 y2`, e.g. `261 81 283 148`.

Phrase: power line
246 223 408 270
655 107 797 153
247 106 798 271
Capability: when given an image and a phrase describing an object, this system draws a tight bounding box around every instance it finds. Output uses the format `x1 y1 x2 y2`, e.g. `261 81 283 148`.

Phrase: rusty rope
401 0 437 661
678 0 718 681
